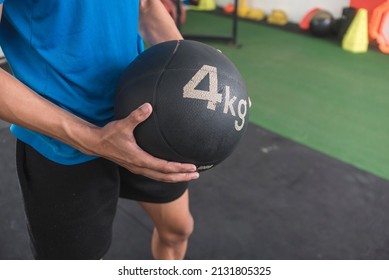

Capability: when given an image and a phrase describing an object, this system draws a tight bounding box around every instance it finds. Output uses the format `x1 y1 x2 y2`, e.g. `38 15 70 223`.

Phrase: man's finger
125 103 153 131
131 148 197 173
129 164 200 183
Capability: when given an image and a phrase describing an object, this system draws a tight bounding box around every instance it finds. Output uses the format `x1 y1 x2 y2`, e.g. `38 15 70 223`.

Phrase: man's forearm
0 69 99 155
139 0 183 46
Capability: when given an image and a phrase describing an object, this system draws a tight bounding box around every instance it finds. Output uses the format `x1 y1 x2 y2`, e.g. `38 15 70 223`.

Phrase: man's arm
139 0 183 45
0 4 198 182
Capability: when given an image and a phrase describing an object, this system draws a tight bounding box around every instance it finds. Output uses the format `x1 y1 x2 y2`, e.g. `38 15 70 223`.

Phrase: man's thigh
16 140 120 260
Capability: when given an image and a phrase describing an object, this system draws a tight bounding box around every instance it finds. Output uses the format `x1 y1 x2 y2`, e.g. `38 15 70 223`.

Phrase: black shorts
16 140 188 260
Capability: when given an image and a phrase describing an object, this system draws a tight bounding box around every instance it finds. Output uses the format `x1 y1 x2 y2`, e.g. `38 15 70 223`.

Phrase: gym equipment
337 7 357 41
342 8 369 53
187 0 215 11
369 1 389 54
236 0 265 21
300 8 320 30
224 4 235 15
237 0 249 18
115 40 249 171
246 9 266 21
267 10 288 26
309 10 334 37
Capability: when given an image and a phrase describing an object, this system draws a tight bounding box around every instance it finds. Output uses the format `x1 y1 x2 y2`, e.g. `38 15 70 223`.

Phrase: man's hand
91 103 200 183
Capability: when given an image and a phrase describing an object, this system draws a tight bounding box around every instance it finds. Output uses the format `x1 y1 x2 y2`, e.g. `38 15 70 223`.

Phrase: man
0 0 199 259
161 0 186 25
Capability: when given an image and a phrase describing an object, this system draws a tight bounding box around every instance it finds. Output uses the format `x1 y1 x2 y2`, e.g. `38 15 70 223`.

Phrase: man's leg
139 190 193 260
16 140 120 259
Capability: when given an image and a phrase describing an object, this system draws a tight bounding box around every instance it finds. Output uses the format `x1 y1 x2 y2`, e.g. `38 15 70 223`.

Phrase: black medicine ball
309 10 334 37
114 40 249 171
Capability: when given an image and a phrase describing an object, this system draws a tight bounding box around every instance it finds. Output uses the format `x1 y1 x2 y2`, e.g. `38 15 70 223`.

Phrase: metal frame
176 0 239 46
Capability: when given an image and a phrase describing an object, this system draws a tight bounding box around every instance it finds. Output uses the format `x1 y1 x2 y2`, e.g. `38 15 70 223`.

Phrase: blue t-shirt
0 0 143 164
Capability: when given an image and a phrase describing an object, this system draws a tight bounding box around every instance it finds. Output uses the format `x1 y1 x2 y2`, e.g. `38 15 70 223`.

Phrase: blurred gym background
1 0 389 259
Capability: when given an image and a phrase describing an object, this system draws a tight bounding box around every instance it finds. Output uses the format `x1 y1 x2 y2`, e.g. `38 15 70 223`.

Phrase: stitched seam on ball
151 40 190 161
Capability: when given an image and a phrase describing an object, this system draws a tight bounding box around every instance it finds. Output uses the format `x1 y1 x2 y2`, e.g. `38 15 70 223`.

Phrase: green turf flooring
182 11 389 180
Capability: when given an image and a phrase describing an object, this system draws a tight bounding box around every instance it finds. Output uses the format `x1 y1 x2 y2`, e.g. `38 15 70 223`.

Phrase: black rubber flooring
1 120 389 260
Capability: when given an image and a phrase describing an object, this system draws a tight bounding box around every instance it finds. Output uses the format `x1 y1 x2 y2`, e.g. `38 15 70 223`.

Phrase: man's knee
157 215 194 246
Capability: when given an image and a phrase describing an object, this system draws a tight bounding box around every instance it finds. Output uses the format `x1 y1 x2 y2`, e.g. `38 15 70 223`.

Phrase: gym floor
1 11 389 260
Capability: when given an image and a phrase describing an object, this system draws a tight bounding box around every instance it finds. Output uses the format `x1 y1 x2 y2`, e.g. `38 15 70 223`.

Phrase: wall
216 0 350 23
